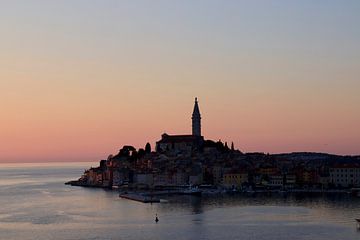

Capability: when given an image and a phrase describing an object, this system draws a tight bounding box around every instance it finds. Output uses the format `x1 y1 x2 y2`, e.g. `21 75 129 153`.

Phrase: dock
119 193 160 203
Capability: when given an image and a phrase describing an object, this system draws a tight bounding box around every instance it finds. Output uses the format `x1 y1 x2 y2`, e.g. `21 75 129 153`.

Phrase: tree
231 142 235 151
130 149 138 162
138 148 146 158
224 142 230 151
145 142 151 153
119 145 136 157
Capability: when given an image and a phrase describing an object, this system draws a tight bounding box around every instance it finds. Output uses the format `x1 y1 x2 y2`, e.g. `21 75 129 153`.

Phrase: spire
192 97 200 116
192 97 201 136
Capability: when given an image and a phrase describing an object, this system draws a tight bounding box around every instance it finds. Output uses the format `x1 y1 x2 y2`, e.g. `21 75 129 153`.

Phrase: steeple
192 97 201 136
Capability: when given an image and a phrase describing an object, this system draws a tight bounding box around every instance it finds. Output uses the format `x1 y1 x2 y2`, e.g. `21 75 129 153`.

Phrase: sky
1 1 359 162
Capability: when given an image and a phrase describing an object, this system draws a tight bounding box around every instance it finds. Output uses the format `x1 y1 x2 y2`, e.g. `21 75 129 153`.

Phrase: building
171 171 188 185
212 165 223 185
257 166 279 176
189 174 203 185
156 134 204 153
268 175 283 188
156 98 204 152
329 165 360 187
134 173 154 186
268 174 296 189
222 172 248 189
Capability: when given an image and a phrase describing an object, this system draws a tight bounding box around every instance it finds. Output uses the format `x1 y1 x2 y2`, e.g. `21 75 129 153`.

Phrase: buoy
155 214 159 223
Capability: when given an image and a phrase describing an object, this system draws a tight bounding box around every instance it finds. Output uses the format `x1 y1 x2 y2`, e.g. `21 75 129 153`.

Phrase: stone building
156 98 204 153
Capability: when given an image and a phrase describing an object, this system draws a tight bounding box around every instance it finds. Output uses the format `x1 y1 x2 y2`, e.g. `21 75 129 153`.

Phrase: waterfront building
257 166 279 176
172 171 188 185
268 175 283 188
134 173 154 186
222 172 248 189
285 174 296 189
189 174 203 185
302 170 319 185
87 167 104 185
268 174 296 189
153 174 167 186
319 174 330 188
212 165 223 185
329 165 360 187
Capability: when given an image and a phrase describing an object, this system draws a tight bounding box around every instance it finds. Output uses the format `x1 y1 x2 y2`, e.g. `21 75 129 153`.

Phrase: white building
329 166 360 187
268 174 296 189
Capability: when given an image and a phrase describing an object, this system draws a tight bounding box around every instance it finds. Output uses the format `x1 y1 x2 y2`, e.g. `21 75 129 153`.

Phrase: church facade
156 98 204 153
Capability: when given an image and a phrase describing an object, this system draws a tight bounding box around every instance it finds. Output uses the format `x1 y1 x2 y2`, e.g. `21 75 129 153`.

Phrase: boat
355 219 360 228
181 185 202 196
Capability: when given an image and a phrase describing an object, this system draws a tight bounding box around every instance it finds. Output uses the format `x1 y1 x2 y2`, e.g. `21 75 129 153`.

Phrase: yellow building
258 167 278 176
222 173 248 189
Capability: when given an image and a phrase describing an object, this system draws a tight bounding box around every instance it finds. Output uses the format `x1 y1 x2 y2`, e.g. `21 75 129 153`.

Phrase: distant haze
1 1 359 162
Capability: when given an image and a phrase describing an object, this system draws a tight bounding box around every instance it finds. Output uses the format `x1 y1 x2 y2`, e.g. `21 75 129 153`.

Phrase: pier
119 193 160 203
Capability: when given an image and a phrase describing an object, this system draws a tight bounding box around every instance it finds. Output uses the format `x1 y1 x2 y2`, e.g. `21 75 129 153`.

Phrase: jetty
119 193 160 203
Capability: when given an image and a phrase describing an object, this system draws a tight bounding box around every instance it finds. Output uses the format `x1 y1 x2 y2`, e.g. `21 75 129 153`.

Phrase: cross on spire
192 97 201 136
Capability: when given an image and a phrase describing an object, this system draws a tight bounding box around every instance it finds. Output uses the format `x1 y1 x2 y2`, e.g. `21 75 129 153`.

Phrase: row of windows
270 181 283 185
335 179 358 183
224 175 246 179
330 174 360 178
330 169 360 173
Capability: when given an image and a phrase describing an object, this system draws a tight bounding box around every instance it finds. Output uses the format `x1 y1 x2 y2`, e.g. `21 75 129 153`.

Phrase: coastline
65 180 357 204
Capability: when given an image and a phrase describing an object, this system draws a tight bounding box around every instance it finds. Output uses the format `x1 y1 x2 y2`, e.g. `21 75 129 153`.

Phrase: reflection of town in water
1 164 360 240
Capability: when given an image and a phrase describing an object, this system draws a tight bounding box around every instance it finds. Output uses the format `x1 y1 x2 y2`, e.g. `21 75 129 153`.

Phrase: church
156 98 204 153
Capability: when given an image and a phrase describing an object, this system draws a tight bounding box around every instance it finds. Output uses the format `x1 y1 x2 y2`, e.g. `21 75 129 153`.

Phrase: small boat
355 219 360 228
182 185 202 196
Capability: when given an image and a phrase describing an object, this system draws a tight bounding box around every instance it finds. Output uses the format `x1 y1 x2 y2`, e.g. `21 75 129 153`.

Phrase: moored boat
181 185 202 196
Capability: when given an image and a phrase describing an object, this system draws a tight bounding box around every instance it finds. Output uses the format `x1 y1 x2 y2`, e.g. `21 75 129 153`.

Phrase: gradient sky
1 1 359 162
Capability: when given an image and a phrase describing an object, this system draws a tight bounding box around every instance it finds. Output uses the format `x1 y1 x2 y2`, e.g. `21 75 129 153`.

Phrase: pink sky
0 1 359 162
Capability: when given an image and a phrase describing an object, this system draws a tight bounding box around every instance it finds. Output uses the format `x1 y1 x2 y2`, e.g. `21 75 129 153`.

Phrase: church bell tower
192 97 201 136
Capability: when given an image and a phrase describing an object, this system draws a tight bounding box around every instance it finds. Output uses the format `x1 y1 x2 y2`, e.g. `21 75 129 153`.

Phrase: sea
1 162 360 240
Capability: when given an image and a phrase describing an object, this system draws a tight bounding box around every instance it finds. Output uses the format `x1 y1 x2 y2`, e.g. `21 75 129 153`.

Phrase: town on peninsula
67 98 360 200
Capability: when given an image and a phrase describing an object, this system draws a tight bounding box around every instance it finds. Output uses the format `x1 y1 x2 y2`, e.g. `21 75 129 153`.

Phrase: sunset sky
1 1 359 162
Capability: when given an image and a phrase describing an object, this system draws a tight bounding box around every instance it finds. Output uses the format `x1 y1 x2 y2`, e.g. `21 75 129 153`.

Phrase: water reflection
1 163 360 240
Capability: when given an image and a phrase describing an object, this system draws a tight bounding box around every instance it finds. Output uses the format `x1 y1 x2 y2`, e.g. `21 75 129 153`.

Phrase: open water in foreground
1 162 360 240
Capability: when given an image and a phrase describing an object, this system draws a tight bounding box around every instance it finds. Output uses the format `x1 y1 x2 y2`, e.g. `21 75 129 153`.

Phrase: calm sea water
1 162 360 240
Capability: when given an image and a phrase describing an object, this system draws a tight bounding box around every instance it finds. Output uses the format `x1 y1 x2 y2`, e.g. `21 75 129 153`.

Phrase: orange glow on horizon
1 1 359 162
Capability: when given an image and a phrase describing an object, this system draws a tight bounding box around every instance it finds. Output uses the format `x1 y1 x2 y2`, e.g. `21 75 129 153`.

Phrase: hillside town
69 98 360 192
